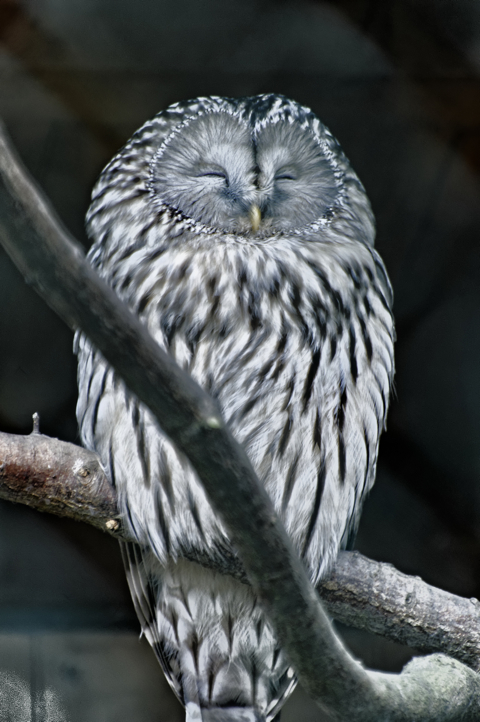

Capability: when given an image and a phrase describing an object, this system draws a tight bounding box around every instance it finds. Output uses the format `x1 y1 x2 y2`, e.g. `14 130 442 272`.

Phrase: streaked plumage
75 94 395 721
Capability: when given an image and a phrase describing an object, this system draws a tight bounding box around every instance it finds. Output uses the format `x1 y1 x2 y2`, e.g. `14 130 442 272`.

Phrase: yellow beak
249 204 261 232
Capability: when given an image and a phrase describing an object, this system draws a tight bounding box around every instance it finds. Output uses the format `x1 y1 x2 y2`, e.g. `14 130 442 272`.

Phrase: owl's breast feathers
77 229 394 584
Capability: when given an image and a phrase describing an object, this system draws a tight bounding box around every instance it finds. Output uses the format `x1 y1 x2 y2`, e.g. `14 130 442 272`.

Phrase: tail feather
121 544 294 721
120 541 186 704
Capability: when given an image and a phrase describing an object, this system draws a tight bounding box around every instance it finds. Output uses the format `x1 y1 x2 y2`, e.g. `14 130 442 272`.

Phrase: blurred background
1 0 480 719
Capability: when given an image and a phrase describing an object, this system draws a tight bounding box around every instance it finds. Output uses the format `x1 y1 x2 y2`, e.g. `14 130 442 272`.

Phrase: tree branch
0 429 122 536
2 428 479 675
318 551 480 673
0 118 479 720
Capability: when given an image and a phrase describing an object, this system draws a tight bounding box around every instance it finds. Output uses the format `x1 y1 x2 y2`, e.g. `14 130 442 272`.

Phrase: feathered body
75 95 394 721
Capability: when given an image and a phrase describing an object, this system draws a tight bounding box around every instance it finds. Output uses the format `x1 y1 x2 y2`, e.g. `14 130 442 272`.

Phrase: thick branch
0 120 479 719
2 429 480 675
0 429 122 536
319 551 480 673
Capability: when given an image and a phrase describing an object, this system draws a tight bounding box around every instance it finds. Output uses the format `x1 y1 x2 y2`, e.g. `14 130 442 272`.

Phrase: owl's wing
120 541 186 704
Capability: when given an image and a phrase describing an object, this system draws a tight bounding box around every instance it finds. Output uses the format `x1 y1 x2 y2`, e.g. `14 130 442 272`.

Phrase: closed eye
197 171 227 180
275 171 297 181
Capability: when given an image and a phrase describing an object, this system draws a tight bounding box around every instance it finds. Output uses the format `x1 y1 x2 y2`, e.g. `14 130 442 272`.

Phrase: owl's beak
249 204 262 232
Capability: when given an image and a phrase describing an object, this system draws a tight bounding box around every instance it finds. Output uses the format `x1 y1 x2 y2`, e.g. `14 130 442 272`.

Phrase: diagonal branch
0 118 479 720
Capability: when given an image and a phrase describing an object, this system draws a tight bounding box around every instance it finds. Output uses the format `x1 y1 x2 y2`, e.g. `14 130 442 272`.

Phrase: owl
75 95 394 721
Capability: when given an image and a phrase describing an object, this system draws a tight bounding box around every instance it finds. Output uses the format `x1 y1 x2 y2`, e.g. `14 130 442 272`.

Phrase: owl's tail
121 543 293 721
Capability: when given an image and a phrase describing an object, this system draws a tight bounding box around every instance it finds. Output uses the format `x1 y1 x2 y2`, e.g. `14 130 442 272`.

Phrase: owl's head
148 95 352 237
89 95 374 246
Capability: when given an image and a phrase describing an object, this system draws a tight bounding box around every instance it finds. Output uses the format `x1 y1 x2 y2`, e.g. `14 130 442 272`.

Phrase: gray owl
75 95 394 721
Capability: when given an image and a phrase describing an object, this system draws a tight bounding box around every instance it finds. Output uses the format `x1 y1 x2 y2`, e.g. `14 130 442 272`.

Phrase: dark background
1 1 480 719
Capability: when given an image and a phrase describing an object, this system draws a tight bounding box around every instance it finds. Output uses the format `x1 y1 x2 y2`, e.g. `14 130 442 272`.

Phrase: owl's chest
132 241 337 358
119 242 341 428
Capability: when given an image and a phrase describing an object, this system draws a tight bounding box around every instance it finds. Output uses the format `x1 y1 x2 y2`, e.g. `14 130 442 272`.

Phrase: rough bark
318 551 480 672
0 119 479 720
0 429 121 535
